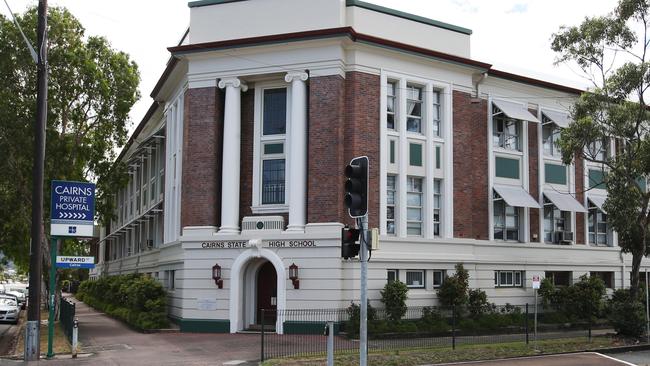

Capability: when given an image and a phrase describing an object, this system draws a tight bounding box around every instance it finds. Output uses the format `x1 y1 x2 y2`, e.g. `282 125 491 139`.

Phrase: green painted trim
409 143 423 167
284 321 342 335
435 146 441 169
264 143 284 155
389 140 395 164
545 163 567 185
178 318 230 333
188 0 247 8
588 169 606 189
346 0 472 35
495 157 520 179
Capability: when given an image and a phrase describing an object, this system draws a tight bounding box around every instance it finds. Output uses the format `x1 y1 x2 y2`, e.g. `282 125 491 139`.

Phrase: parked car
6 290 25 310
0 295 19 324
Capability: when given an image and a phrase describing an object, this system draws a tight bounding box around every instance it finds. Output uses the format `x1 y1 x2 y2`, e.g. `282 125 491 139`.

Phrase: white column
285 71 309 232
218 77 248 234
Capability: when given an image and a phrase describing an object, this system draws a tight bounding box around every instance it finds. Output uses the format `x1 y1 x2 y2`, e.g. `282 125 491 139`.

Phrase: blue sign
55 256 95 269
56 262 95 269
50 180 96 237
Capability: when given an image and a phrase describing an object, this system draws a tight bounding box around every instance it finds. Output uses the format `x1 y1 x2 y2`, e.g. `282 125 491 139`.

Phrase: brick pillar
181 87 223 229
307 75 346 223
575 155 586 244
344 72 380 228
453 91 489 240
528 120 540 242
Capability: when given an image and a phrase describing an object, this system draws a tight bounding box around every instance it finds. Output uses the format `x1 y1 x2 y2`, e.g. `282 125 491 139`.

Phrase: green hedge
77 274 169 330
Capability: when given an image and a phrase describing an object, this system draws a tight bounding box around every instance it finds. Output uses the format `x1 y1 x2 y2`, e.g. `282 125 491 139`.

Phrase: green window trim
495 157 520 179
263 143 284 155
588 169 606 189
409 143 423 167
545 163 567 185
389 140 395 164
435 146 441 169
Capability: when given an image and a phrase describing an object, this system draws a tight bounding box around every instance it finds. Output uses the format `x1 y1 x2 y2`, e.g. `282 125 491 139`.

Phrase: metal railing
60 297 75 342
260 304 608 362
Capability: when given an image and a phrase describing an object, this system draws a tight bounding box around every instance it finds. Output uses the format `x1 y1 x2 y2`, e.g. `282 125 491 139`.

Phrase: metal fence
260 304 608 361
60 297 76 342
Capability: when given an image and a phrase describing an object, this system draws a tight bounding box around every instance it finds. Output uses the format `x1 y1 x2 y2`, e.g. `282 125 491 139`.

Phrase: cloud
449 0 478 13
507 3 529 13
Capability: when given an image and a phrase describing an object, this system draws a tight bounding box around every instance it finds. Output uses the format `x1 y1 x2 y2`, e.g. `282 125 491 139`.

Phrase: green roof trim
346 0 472 35
188 0 247 8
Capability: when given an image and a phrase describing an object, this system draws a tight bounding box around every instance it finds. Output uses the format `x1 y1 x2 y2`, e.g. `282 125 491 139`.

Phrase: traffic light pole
359 215 368 366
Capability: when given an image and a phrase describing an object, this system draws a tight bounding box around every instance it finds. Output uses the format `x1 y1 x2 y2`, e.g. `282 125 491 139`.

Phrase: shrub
437 263 469 308
608 289 645 338
76 274 169 330
537 274 606 323
468 289 493 317
380 280 408 321
346 302 377 338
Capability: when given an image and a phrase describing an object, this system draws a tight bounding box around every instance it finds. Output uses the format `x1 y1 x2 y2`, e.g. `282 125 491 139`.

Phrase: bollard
72 318 78 358
326 321 334 366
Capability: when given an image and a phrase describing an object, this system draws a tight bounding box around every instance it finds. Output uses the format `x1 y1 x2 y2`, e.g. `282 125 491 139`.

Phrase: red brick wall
343 72 381 228
307 75 346 223
453 91 489 240
575 155 585 244
239 89 254 222
181 87 223 228
528 120 540 242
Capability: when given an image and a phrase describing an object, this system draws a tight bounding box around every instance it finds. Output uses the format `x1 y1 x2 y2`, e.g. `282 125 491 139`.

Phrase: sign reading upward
50 180 96 237
55 256 95 269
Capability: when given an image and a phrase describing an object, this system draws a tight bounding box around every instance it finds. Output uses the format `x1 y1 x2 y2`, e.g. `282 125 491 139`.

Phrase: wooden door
256 261 277 325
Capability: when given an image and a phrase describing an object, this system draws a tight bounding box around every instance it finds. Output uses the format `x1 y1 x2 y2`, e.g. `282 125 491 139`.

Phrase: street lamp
289 263 299 289
212 263 223 289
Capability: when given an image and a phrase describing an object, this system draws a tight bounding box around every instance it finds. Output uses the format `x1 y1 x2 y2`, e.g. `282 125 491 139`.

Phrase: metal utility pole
26 0 48 361
359 215 368 366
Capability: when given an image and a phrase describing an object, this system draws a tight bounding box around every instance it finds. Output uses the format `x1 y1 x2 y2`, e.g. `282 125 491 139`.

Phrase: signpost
48 180 95 358
532 275 541 350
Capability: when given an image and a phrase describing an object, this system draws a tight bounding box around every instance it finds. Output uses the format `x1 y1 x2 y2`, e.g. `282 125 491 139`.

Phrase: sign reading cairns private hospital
50 180 96 237
55 256 95 269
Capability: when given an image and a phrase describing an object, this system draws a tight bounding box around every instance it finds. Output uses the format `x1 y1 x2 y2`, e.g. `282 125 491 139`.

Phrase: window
261 159 285 204
587 139 608 161
433 270 445 288
542 121 561 157
545 163 567 185
166 270 176 290
409 143 422 166
433 179 442 237
387 175 397 235
387 269 399 284
387 82 396 130
588 169 606 189
406 270 425 288
432 90 441 137
545 271 571 286
590 271 614 289
493 115 520 151
543 198 571 244
389 140 396 164
262 88 287 135
493 191 519 241
588 203 609 246
495 157 520 179
494 270 524 287
406 85 423 133
407 177 423 236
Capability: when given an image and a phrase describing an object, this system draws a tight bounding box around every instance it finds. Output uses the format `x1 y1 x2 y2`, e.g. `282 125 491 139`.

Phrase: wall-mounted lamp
212 263 223 289
289 263 299 289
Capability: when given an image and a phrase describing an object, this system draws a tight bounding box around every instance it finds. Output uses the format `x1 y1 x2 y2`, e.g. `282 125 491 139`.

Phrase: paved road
608 349 650 365
433 352 635 366
0 322 17 356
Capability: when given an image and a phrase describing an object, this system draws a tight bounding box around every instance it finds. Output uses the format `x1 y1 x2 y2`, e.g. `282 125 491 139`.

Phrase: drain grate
83 343 132 353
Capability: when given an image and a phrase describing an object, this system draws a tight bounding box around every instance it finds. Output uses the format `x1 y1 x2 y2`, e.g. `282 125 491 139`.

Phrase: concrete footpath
2 297 261 366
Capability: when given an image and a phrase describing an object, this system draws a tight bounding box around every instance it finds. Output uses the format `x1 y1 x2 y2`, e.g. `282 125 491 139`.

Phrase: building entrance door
256 261 277 326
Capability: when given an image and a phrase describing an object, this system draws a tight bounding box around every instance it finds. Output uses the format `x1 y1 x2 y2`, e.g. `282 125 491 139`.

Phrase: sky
1 0 621 134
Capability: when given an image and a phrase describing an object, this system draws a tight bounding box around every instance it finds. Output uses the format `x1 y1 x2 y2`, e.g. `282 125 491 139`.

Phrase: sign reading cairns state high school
199 239 318 249
50 180 96 237
55 256 95 269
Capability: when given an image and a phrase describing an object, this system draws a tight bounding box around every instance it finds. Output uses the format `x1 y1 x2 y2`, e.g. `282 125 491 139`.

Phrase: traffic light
341 226 360 259
344 156 368 218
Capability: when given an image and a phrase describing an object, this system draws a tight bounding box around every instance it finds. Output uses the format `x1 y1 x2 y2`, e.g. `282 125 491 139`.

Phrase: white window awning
494 185 541 208
493 100 541 123
588 195 607 213
543 189 587 213
541 109 571 129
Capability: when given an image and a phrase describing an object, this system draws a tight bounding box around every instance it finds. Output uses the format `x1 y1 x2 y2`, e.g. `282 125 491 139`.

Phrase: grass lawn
262 336 619 366
14 319 74 357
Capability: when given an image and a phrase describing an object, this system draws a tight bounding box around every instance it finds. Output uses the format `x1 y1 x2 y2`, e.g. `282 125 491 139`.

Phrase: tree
0 7 138 298
436 263 469 308
380 280 408 321
551 0 650 299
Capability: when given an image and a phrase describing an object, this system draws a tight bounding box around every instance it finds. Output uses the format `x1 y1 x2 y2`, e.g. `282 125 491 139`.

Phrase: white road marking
593 352 639 366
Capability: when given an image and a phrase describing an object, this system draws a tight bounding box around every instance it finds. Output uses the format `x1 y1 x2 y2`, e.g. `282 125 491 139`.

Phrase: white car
5 290 25 309
0 295 19 324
